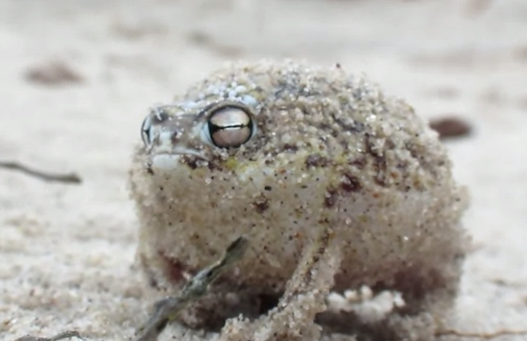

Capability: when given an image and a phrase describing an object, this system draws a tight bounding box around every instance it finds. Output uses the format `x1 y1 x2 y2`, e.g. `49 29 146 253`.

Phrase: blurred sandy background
1 0 526 340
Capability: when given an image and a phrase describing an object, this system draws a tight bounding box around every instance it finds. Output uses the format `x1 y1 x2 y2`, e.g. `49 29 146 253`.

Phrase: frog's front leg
133 236 250 341
220 229 343 341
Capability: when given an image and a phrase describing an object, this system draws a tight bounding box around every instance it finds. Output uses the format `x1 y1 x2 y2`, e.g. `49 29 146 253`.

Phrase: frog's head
136 68 357 206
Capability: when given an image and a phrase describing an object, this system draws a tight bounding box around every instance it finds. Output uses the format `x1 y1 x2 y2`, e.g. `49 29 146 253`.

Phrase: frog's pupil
207 107 253 148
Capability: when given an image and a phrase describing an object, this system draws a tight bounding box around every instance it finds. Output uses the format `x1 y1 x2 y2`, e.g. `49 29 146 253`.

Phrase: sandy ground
1 0 527 340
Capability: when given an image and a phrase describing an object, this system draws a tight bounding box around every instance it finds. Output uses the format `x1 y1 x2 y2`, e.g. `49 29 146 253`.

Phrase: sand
1 0 526 340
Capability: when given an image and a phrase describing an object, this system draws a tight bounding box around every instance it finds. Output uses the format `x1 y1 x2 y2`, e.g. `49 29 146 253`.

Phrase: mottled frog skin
129 60 468 341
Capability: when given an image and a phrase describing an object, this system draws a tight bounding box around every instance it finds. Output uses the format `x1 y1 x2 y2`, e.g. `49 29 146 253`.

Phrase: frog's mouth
147 147 209 170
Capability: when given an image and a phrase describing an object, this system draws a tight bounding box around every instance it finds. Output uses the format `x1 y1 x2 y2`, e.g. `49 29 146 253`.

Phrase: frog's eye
141 115 153 147
141 109 169 148
206 106 254 148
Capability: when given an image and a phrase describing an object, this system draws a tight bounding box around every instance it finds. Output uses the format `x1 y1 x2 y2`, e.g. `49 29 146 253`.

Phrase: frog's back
181 60 457 197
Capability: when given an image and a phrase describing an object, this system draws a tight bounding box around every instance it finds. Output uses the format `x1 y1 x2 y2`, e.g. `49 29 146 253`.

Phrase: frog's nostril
171 130 182 143
153 110 169 123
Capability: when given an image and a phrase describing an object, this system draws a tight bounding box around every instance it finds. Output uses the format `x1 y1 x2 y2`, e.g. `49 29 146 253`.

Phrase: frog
128 60 469 341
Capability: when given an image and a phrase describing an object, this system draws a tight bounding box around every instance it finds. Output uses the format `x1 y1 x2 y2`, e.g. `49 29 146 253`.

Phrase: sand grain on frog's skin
129 60 469 341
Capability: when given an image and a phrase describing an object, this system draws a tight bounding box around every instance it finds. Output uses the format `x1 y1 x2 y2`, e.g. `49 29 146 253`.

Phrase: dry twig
14 330 83 341
0 161 82 184
436 329 527 339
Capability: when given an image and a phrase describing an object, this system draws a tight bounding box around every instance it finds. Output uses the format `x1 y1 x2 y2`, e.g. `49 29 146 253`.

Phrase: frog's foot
319 262 462 341
378 263 461 341
176 289 276 331
219 229 343 341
